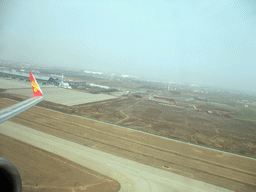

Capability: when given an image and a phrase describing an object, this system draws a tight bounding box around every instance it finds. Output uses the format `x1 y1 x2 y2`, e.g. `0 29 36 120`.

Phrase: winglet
29 73 43 97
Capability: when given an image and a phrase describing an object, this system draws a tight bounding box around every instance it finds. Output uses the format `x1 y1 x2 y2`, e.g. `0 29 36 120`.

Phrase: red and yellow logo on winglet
29 73 43 97
31 80 39 92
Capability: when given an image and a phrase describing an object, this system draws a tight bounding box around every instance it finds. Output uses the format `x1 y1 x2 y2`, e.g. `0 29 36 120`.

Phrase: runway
0 121 232 192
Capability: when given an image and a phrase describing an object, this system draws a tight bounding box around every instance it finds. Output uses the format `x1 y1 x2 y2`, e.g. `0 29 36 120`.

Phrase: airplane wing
0 73 44 124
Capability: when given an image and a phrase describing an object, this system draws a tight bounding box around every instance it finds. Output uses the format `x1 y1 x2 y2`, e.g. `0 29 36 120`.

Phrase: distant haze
0 0 256 93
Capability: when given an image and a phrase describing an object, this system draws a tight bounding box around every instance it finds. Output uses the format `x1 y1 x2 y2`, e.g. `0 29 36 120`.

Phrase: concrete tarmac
0 121 232 192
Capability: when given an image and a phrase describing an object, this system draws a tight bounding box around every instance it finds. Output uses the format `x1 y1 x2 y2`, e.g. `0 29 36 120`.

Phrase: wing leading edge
0 73 44 124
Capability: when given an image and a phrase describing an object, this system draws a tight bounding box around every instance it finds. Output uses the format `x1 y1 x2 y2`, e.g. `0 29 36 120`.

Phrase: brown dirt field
1 98 256 192
0 134 120 192
73 98 256 157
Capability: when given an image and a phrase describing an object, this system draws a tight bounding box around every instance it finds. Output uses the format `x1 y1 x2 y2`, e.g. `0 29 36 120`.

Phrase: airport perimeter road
1 121 232 192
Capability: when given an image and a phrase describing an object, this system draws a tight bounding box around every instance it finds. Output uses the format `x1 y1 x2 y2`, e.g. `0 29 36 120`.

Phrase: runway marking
114 173 134 191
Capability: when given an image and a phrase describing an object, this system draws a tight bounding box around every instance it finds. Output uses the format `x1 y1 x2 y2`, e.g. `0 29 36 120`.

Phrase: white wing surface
0 73 44 124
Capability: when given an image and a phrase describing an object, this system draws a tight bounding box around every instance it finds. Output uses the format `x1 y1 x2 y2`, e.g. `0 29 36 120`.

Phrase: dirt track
1 98 256 192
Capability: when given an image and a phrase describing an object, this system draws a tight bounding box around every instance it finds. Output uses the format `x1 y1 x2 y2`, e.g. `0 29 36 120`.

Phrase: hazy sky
0 0 256 92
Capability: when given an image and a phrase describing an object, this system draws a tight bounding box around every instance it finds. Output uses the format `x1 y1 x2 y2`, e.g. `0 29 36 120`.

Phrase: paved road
0 121 232 192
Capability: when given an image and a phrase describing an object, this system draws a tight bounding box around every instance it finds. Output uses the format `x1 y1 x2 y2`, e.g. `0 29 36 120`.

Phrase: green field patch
231 107 256 122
